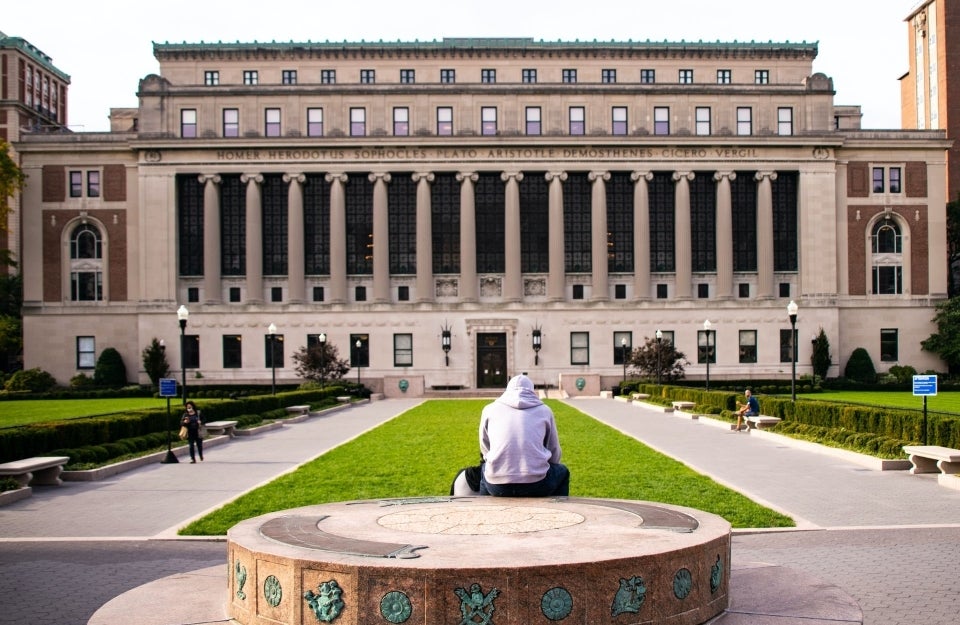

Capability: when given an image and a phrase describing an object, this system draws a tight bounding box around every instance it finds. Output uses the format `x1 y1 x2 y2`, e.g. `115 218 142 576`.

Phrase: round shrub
94 347 128 388
4 367 57 392
844 348 877 384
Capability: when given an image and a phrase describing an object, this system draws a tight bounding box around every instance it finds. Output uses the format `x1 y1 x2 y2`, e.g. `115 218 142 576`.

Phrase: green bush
4 368 57 392
94 347 128 388
887 365 917 384
0 477 22 492
70 373 95 388
844 348 877 384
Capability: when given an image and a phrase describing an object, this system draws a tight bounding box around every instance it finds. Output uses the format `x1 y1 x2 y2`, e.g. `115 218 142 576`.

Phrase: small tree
810 327 832 380
627 336 688 383
94 347 128 387
921 296 960 373
844 347 877 384
141 338 170 388
292 341 350 385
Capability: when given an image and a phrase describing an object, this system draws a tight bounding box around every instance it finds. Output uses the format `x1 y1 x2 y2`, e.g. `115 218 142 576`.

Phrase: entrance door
477 333 508 388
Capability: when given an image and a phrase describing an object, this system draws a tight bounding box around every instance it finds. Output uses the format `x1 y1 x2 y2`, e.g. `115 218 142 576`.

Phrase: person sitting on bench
734 389 760 432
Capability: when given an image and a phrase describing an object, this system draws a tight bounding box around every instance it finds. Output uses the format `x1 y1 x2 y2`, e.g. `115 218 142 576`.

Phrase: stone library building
12 37 950 395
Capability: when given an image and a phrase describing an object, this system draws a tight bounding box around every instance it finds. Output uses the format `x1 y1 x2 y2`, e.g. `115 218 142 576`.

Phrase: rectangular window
780 328 798 363
393 107 410 136
223 335 242 368
779 282 791 298
350 108 366 136
736 107 752 135
312 286 325 302
440 68 456 83
739 330 757 363
394 333 413 366
778 107 793 136
360 69 375 84
602 69 617 83
85 171 100 198
270 286 282 302
880 329 899 362
481 68 496 83
223 108 239 137
351 334 369 367
872 167 885 193
400 69 415 84
679 69 694 84
355 286 367 302
229 287 241 302
265 333 284 368
70 171 83 197
755 70 769 84
873 266 903 294
613 331 632 365
321 69 336 84
204 71 219 86
525 106 541 135
562 68 577 83
889 167 902 193
437 106 453 136
243 70 258 85
188 287 199 303
697 283 709 298
265 108 281 137
282 70 297 85
181 109 197 138
695 107 711 135
572 284 584 300
738 283 750 298
569 106 585 135
717 69 731 84
77 336 95 369
653 106 670 135
184 335 200 369
614 284 626 299
640 69 655 84
397 285 409 301
612 106 628 136
656 284 668 299
570 332 590 365
307 107 323 137
698 330 716 364
481 107 497 135
522 68 537 83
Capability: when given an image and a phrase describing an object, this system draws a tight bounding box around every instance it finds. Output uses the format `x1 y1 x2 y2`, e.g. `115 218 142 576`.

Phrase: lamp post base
161 450 179 464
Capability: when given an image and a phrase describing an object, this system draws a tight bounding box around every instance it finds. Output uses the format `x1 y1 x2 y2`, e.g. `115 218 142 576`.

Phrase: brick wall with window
42 209 128 302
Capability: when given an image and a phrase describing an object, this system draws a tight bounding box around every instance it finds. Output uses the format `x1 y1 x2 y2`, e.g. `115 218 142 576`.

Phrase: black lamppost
355 339 362 387
441 324 452 366
268 322 277 395
655 329 663 386
177 305 189 403
318 332 327 389
620 337 628 389
532 327 542 365
703 319 712 391
788 300 799 401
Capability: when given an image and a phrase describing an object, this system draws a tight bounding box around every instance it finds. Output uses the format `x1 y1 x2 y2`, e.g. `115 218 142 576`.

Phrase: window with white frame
69 170 100 198
350 108 366 136
736 107 752 135
282 70 297 85
321 69 336 84
481 107 497 135
307 107 323 137
873 166 903 193
525 106 541 135
437 107 453 136
181 109 197 138
87 171 100 198
69 171 83 197
70 223 103 301
223 108 239 137
654 106 670 135
522 68 537 83
481 68 496 83
440 68 455 83
77 336 96 369
695 107 711 135
562 68 577 83
755 70 769 84
678 69 694 83
640 69 655 84
889 167 902 193
360 69 375 84
570 332 590 365
265 108 281 137
394 333 413 366
778 107 793 136
400 69 415 84
871 219 903 295
393 107 409 136
569 107 585 135
717 69 731 84
204 71 219 86
243 70 258 85
602 69 617 83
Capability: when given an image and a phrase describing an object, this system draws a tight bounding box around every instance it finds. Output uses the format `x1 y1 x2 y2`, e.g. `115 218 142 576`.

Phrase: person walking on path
180 400 205 463
734 389 760 432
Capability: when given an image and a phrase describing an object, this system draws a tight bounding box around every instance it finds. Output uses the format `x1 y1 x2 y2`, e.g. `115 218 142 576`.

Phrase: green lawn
0 397 170 427
179 399 794 535
795 390 960 413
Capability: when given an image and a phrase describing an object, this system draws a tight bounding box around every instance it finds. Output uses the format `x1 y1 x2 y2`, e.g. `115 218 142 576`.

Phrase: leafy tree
948 198 960 296
93 347 128 387
141 338 171 388
0 140 25 239
292 341 350 385
922 296 960 373
0 274 22 372
844 347 877 384
626 336 687 383
810 327 832 380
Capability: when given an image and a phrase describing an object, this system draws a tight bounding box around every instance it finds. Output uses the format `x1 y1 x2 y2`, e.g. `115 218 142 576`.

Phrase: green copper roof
0 33 71 82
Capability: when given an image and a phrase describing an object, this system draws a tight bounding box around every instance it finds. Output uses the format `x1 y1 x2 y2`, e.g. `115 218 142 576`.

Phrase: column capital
324 172 349 184
456 172 479 183
588 171 611 182
412 172 435 183
545 171 568 182
630 171 654 182
282 173 306 184
368 172 392 183
672 171 695 182
754 171 779 182
713 171 737 182
500 171 524 182
240 173 263 185
198 174 221 185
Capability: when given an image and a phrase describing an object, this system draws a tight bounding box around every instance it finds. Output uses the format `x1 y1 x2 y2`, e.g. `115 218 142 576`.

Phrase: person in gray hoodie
477 374 570 497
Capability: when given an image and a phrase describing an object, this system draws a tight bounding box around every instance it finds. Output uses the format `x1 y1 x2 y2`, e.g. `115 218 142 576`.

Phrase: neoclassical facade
15 38 950 393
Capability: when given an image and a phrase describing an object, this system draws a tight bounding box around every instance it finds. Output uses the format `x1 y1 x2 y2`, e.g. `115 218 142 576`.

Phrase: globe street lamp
177 305 189 403
703 319 712 391
355 338 363 388
268 323 277 395
620 336 628 390
318 332 327 389
788 300 799 401
655 329 663 386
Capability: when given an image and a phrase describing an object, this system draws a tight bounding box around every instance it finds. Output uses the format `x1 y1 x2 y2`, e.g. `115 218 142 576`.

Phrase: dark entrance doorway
477 332 508 388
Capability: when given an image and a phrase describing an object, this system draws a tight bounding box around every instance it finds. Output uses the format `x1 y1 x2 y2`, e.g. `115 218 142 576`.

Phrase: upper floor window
71 223 102 259
265 108 281 137
872 168 885 193
871 219 903 295
69 171 83 197
562 69 577 83
678 69 694 84
181 109 197 138
70 223 103 301
400 69 416 84
640 69 655 84
321 69 336 84
393 107 409 136
440 68 456 83
307 107 323 137
755 70 770 84
736 107 752 135
778 107 793 136
481 107 497 135
525 107 541 135
481 68 496 84
204 71 219 86
653 106 670 135
569 106 585 135
223 108 239 137
874 166 903 194
612 106 628 136
872 220 902 254
282 70 297 85
350 108 366 136
87 171 100 198
522 68 537 83
437 107 453 136
695 107 711 135
889 167 902 193
243 70 258 85
360 69 375 84
602 69 617 83
717 69 731 84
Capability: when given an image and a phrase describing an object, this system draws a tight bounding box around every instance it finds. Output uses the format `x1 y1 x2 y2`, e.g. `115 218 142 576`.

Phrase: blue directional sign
159 378 178 398
913 374 937 396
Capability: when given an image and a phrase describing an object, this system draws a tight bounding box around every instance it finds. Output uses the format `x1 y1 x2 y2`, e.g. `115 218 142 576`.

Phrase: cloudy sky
5 0 918 132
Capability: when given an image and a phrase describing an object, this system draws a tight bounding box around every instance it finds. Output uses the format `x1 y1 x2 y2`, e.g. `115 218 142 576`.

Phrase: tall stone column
673 171 694 299
502 171 524 302
325 173 348 303
199 174 222 304
545 171 567 301
241 173 264 303
714 171 736 299
631 171 653 301
370 173 392 303
589 171 610 301
413 172 435 303
457 172 479 302
755 171 778 299
284 173 306 303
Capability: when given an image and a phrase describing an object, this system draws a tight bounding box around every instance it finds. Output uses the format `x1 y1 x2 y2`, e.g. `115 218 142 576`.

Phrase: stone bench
671 401 696 411
745 415 782 430
0 456 70 487
285 405 311 417
336 396 351 402
204 420 239 437
631 393 651 400
903 445 960 475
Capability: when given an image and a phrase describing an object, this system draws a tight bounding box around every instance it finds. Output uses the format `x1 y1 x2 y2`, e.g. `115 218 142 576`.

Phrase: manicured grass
179 399 794 535
795 390 960 413
0 397 170 427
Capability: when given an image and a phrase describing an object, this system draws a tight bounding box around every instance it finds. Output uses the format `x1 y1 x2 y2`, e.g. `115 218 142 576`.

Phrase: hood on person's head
496 374 543 410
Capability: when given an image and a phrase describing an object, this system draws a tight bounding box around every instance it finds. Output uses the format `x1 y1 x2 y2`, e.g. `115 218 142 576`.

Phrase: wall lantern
532 326 542 365
441 322 452 366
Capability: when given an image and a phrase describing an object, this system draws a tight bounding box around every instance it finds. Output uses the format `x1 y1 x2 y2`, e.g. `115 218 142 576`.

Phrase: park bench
204 420 238 438
631 393 651 400
0 456 70 487
745 415 782 430
902 445 960 475
336 396 351 402
671 401 696 411
285 405 311 417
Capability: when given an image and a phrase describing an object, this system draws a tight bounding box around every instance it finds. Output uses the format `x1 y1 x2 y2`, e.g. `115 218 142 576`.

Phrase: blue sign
913 374 937 396
159 378 178 398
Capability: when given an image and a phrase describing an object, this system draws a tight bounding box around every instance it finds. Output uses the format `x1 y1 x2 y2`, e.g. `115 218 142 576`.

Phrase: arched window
870 219 902 295
70 224 102 259
69 223 103 301
871 221 901 254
